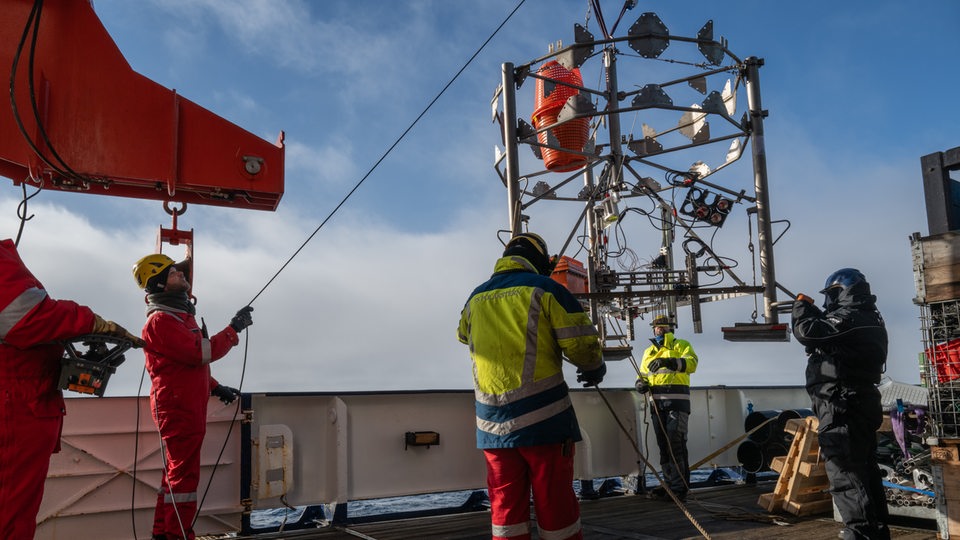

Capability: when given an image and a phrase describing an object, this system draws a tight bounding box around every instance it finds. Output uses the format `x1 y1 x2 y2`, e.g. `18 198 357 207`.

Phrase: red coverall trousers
0 384 62 539
484 443 583 540
151 424 204 540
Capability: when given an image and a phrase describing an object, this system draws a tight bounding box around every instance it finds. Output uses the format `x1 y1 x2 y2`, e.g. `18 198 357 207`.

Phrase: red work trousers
0 388 61 540
484 443 582 540
152 429 203 540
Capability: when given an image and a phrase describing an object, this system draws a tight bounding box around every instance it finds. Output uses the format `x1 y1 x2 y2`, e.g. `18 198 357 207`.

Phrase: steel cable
246 0 527 307
593 384 712 539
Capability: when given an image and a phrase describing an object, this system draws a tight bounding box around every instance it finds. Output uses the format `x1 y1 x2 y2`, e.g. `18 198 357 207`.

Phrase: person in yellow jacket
458 232 604 540
636 315 698 501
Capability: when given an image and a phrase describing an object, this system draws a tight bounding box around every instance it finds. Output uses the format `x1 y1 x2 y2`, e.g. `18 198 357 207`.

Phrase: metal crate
919 299 960 440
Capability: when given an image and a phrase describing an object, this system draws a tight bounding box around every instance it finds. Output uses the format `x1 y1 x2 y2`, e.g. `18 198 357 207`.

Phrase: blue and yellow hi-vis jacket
457 255 602 449
639 332 698 413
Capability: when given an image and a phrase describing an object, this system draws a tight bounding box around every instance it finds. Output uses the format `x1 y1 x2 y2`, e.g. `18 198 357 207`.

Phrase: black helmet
820 268 870 307
503 232 554 275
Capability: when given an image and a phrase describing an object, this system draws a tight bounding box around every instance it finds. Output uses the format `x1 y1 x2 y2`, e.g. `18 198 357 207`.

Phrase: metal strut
157 201 195 298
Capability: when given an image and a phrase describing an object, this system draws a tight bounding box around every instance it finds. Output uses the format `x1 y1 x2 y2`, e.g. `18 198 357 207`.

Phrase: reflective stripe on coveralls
539 518 583 540
492 519 584 540
164 490 198 503
201 339 212 363
0 287 45 339
492 521 530 538
476 394 574 435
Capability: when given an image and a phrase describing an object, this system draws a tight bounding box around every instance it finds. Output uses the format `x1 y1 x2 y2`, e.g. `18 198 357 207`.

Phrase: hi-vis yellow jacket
639 332 698 413
458 255 602 449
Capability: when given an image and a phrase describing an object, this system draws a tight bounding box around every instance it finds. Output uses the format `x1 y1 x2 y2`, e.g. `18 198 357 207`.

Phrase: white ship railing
37 386 809 539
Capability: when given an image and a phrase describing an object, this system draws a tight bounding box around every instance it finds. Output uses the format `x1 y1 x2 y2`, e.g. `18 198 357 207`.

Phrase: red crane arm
0 0 285 211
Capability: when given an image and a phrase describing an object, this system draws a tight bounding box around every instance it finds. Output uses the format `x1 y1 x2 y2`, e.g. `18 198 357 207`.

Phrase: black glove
212 384 240 404
576 363 606 387
648 357 680 372
634 378 650 394
230 306 254 332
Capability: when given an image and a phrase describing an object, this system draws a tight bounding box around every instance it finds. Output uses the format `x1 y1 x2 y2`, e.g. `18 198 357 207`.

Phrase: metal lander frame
491 11 793 361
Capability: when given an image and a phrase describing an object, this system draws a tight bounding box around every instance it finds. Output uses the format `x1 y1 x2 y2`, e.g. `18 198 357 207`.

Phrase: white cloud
0 192 507 396
5 0 949 400
284 138 358 189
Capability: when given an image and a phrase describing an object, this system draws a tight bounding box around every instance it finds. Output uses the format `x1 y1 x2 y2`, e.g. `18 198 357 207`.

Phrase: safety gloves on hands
212 384 241 404
796 293 815 304
634 378 650 394
576 363 606 387
92 314 146 348
230 306 254 332
648 357 680 372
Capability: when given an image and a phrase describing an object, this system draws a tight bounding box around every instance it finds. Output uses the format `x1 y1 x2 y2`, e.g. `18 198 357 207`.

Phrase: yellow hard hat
132 253 175 290
651 315 674 328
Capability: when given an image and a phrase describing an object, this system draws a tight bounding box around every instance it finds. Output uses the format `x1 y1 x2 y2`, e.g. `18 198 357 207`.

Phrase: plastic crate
550 256 587 294
926 339 960 384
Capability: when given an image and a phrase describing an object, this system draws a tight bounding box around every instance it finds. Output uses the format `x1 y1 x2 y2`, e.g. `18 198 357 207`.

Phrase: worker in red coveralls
458 233 604 540
132 253 253 540
0 238 142 539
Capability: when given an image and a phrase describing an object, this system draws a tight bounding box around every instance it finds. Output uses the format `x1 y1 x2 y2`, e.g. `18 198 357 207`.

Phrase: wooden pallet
757 416 832 516
931 442 960 537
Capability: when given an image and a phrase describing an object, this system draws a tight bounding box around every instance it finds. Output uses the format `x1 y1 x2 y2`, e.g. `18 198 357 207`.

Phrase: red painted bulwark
0 0 284 211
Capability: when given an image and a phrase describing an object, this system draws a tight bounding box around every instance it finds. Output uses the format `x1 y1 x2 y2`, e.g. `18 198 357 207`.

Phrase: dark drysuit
792 283 889 540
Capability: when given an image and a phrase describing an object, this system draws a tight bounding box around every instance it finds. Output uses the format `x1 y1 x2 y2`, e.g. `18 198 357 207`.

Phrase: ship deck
222 482 938 540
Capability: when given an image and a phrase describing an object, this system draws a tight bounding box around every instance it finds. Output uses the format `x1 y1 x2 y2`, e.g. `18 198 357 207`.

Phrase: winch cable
626 351 699 504
592 384 712 539
11 0 96 186
601 356 781 529
645 387 693 496
146 0 527 510
630 350 710 498
154 388 191 540
588 0 609 39
607 0 637 37
130 364 150 540
192 2 526 529
597 353 697 520
335 526 380 540
193 330 249 529
13 180 41 247
68 0 514 534
127 332 248 539
246 0 527 308
127 1 527 533
129 351 189 540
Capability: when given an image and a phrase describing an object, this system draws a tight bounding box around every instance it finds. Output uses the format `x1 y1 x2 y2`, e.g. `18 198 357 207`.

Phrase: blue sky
2 0 958 395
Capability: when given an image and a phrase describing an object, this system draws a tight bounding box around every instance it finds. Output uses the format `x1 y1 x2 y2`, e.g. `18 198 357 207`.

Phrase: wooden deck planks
221 482 937 540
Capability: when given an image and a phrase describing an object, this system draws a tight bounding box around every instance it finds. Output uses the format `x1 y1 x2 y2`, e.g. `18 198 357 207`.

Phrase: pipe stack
736 409 814 473
885 483 936 509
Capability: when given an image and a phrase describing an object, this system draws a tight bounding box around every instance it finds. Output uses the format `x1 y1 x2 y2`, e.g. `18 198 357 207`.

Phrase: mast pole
744 56 778 323
501 62 523 235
